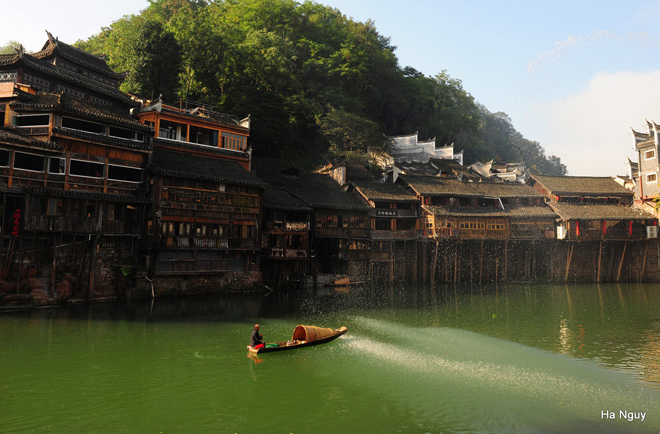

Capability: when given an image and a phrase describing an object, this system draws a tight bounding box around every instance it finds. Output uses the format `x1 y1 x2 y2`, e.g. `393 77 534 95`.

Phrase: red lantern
602 220 607 235
629 221 633 236
575 220 580 237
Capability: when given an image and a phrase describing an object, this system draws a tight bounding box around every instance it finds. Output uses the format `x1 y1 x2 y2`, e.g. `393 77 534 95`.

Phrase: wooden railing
26 215 138 234
314 227 371 239
371 229 417 240
266 248 308 259
160 236 256 249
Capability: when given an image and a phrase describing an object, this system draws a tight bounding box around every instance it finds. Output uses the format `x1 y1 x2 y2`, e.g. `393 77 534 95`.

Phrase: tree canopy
74 0 566 175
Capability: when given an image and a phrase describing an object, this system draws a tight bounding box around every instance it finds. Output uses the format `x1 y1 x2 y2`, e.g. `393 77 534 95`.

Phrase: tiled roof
471 181 544 198
140 102 248 131
251 157 370 211
33 34 126 80
429 158 480 180
532 175 631 196
0 127 62 151
288 173 371 210
395 161 439 176
11 93 147 129
151 149 267 189
549 203 655 221
352 181 417 202
423 204 556 219
401 175 481 197
52 127 151 152
254 158 372 211
505 205 558 218
7 54 135 106
263 189 312 212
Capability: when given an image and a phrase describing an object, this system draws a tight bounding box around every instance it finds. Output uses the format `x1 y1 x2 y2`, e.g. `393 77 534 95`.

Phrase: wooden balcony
265 248 309 259
567 228 648 241
26 215 139 234
314 227 371 239
161 236 256 250
371 229 418 240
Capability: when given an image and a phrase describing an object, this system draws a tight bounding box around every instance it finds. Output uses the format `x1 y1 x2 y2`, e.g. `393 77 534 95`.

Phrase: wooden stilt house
349 181 418 281
251 158 313 288
135 100 267 294
0 33 150 302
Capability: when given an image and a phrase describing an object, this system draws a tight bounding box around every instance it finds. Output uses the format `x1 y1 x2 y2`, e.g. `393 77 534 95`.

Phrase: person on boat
250 324 265 349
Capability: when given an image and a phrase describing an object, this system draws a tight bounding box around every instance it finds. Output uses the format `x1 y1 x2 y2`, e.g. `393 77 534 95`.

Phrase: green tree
124 19 182 101
320 107 386 163
0 40 23 54
74 0 566 172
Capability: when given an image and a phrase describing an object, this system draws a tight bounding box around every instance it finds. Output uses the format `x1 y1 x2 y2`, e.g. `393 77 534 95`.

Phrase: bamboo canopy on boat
291 325 336 342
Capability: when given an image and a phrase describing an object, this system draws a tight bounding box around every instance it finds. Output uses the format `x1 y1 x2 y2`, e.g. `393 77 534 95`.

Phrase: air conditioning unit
647 226 658 239
556 225 567 240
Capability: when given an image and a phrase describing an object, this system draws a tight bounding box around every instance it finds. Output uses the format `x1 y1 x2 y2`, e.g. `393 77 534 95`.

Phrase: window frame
69 158 105 179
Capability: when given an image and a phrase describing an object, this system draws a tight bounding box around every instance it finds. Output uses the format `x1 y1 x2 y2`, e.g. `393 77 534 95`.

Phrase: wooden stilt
479 241 484 285
616 242 628 282
470 246 474 285
564 243 574 283
389 241 394 283
453 242 458 284
597 241 603 283
431 240 439 283
50 232 57 296
641 241 649 282
504 240 508 282
87 234 99 299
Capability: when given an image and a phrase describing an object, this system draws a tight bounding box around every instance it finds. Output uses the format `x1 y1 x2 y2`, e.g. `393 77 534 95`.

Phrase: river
1 283 659 433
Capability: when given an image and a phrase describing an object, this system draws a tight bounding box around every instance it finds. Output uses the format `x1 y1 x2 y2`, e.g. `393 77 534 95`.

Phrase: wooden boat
247 325 348 354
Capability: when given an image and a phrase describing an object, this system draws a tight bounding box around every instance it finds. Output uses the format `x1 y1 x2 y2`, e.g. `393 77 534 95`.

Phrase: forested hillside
76 0 566 175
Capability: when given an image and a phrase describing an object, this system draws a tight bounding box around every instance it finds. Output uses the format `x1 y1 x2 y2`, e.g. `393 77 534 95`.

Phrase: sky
4 0 660 176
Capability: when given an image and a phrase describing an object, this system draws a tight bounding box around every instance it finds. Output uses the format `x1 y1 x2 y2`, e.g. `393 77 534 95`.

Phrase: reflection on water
1 282 660 433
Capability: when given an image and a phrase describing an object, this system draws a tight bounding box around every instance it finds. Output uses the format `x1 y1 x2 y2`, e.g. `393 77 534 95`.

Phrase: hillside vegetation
76 0 566 175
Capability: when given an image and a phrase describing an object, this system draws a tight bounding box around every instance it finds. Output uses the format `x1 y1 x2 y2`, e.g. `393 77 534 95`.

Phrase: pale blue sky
4 0 660 176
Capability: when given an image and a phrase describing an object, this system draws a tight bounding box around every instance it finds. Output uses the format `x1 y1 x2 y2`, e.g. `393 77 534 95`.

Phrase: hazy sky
4 0 660 176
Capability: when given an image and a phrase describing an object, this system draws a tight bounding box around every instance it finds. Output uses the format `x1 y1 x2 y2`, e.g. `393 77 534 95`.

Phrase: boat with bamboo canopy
247 325 347 354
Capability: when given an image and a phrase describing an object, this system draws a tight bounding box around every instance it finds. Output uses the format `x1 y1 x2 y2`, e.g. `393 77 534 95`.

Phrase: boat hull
247 326 347 354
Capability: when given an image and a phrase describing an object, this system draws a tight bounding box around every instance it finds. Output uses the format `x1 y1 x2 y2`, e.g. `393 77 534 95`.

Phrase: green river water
1 283 660 434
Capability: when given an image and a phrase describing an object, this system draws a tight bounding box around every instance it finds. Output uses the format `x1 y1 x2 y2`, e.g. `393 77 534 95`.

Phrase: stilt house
135 100 266 293
251 158 313 287
0 33 150 301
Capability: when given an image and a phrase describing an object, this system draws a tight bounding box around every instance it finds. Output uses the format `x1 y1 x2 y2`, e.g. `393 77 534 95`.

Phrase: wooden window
646 173 657 184
486 219 505 231
47 198 63 216
459 219 485 230
436 219 454 229
0 149 11 167
47 157 66 174
109 126 144 142
62 117 105 134
222 132 246 150
645 149 656 160
70 159 104 178
14 114 49 127
14 152 45 172
108 165 142 183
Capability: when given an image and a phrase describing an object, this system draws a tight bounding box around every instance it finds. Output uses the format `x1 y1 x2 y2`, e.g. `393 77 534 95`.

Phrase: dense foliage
75 0 566 175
